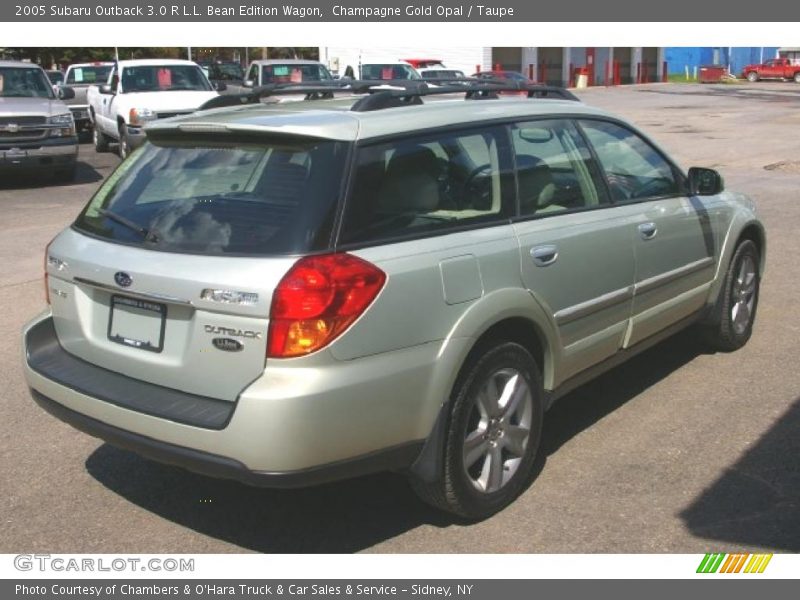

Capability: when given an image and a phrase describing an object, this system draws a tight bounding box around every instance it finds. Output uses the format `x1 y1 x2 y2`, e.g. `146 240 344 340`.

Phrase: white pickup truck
87 59 218 158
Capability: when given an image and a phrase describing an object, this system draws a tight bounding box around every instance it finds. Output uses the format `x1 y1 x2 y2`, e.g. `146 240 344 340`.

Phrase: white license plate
107 295 166 353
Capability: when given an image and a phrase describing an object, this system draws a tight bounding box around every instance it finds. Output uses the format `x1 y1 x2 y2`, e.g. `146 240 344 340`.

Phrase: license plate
107 295 166 353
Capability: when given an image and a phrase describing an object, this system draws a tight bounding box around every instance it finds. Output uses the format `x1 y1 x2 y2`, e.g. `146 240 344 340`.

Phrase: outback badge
212 338 244 352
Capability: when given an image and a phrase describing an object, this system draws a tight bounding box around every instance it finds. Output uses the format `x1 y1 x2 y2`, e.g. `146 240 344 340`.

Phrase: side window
340 126 513 244
580 120 682 202
511 119 608 216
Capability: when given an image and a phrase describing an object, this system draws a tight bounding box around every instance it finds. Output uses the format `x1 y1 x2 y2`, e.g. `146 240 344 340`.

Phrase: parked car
243 59 334 87
62 62 114 135
45 69 64 88
359 62 421 80
86 59 218 158
198 60 243 94
0 60 78 181
403 58 446 70
741 58 800 82
420 68 469 83
24 84 765 519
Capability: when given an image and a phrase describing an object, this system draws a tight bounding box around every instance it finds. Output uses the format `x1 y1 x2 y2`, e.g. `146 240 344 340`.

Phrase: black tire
409 341 544 519
702 240 760 352
746 71 759 83
118 123 130 159
794 72 800 84
93 125 110 153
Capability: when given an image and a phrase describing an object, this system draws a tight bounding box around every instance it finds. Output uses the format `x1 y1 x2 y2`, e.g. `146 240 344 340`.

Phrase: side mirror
688 167 724 195
57 86 75 100
99 84 114 95
242 79 255 88
213 81 227 92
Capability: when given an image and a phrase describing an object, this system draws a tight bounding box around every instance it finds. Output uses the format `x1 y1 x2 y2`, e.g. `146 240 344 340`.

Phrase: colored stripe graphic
697 553 772 574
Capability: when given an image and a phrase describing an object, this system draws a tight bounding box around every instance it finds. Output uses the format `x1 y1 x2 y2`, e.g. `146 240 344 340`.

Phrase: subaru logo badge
114 272 133 287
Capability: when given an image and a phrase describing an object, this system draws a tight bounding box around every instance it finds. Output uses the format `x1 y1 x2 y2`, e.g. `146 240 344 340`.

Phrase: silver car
23 86 764 518
1 60 78 181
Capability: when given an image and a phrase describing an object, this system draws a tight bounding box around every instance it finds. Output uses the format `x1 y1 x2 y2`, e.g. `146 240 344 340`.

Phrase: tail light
267 253 386 358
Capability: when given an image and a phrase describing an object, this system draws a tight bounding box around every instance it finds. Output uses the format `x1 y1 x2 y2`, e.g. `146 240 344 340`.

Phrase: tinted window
361 64 420 80
209 63 244 81
120 65 212 93
340 126 513 244
66 65 112 84
74 139 348 256
0 67 53 98
511 120 608 215
580 120 682 201
261 63 332 83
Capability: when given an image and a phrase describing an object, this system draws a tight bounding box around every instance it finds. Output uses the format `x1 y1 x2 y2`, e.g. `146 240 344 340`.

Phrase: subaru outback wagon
23 84 764 518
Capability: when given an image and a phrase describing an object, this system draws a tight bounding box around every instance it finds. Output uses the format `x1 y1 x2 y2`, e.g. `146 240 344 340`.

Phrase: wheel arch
410 290 558 484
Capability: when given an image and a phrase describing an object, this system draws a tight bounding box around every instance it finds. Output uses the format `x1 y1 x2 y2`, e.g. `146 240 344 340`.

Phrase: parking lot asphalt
1 82 798 553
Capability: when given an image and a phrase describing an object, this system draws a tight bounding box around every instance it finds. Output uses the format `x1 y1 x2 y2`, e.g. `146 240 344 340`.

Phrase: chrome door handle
638 222 657 240
530 245 558 267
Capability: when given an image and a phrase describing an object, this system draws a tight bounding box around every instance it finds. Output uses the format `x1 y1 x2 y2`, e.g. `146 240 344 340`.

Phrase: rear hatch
46 133 349 402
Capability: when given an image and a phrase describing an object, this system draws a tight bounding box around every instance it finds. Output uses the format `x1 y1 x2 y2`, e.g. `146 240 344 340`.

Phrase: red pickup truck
741 58 800 83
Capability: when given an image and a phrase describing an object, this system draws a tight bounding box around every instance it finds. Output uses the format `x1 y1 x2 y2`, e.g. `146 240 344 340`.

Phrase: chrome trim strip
73 277 193 306
555 286 634 326
635 256 715 295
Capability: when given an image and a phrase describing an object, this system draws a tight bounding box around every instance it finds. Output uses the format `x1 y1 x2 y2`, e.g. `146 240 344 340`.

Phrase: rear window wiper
96 208 159 242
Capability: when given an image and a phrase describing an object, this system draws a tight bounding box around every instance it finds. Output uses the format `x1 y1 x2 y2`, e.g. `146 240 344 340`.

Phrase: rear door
578 119 717 347
510 119 635 383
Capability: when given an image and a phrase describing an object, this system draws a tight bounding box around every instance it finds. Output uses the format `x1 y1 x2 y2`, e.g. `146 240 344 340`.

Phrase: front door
510 119 635 385
579 119 717 348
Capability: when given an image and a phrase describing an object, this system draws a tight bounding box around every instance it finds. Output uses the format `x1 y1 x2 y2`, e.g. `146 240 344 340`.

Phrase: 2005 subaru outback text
23 83 765 518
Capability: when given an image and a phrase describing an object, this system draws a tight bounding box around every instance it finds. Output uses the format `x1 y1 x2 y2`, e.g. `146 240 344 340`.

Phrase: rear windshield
74 138 348 256
66 65 112 84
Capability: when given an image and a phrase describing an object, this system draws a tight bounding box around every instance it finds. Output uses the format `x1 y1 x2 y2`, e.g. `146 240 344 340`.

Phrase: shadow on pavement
0 159 104 190
86 328 708 553
679 398 800 552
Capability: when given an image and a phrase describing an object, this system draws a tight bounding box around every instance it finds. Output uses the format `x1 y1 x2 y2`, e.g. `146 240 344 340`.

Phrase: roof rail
197 79 579 112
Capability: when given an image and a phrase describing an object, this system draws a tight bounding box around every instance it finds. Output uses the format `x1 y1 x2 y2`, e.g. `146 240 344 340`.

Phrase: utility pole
262 47 268 59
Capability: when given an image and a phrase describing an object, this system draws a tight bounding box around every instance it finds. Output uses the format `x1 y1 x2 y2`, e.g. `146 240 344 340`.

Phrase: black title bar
4 0 800 22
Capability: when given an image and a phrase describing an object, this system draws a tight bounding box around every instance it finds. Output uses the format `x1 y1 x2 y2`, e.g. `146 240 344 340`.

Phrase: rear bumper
23 312 464 483
30 388 422 488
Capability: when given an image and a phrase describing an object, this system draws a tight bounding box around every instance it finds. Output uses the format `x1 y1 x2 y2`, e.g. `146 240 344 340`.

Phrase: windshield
74 138 348 256
66 65 112 85
210 63 244 80
261 63 332 84
0 67 54 98
361 64 421 80
47 71 64 85
120 65 212 93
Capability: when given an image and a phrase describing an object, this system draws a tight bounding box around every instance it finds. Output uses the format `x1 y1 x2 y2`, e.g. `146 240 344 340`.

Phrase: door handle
530 245 558 267
638 222 657 240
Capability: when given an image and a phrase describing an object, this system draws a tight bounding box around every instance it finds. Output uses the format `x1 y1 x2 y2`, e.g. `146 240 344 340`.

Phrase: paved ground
1 82 798 553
